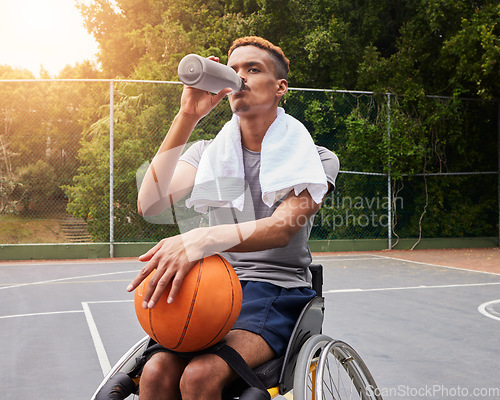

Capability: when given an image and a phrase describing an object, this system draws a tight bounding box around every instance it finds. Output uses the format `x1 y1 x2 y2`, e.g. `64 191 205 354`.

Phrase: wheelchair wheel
91 336 149 400
317 339 382 400
293 335 382 400
293 334 331 400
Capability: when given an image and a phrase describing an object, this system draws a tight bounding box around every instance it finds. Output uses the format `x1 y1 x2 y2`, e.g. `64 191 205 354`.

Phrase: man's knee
141 352 185 393
141 356 165 388
180 356 231 398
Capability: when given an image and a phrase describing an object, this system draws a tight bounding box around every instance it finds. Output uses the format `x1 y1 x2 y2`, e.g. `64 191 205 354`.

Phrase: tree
64 77 234 241
68 0 498 243
0 64 110 220
16 160 59 210
358 0 499 98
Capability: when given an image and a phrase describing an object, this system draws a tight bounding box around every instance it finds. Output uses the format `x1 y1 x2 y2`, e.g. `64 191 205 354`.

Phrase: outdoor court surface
1 248 499 399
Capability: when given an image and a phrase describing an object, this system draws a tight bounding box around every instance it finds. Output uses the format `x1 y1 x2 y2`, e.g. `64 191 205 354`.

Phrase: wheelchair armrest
278 296 325 394
309 264 323 297
224 296 325 398
253 355 285 388
222 355 285 400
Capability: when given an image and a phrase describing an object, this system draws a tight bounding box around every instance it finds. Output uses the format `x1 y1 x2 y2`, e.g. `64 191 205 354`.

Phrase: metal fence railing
1 80 498 254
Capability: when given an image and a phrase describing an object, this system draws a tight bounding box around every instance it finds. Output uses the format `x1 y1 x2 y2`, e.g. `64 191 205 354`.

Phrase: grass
0 213 68 244
0 198 78 244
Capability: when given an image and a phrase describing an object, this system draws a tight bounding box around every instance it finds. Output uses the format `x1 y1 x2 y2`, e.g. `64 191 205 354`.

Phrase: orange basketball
134 254 242 352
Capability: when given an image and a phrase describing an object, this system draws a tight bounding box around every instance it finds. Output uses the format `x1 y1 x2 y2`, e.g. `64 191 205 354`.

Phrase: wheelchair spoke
293 335 382 400
306 359 319 400
321 346 354 399
315 340 382 400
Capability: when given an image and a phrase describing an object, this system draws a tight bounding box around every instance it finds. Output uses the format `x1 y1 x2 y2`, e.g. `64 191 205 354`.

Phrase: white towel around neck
185 107 328 213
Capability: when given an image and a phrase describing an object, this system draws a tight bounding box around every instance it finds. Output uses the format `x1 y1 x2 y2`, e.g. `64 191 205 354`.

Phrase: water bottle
178 54 245 94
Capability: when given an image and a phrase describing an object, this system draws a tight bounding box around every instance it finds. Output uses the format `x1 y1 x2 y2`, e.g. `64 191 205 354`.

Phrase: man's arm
137 114 197 216
127 188 326 309
137 61 232 216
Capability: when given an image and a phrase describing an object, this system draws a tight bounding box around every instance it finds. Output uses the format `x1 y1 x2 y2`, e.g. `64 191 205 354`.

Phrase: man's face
227 45 285 117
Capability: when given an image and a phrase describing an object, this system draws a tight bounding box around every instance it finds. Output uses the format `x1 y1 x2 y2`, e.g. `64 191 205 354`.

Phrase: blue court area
1 254 499 399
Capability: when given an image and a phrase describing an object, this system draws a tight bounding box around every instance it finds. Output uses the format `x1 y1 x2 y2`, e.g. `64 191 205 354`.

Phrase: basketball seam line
172 258 202 350
201 254 237 350
149 308 160 344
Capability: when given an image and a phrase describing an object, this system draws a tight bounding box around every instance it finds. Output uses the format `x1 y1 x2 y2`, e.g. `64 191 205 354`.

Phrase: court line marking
324 281 500 294
313 257 380 261
0 259 141 267
369 254 500 276
82 300 134 377
478 299 500 322
82 301 112 377
85 299 134 304
0 279 131 286
0 310 84 319
0 299 135 380
0 269 139 290
0 299 133 320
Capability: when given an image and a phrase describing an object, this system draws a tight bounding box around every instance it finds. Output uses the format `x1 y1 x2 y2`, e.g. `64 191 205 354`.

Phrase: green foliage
393 174 498 238
76 0 499 98
0 65 110 224
0 175 19 215
63 77 235 241
282 86 497 241
7 0 497 242
16 160 59 209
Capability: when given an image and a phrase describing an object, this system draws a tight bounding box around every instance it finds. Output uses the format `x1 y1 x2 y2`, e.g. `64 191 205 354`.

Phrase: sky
0 0 99 77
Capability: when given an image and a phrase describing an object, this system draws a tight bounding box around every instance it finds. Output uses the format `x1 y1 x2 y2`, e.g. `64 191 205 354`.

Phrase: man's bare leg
139 330 274 400
180 330 276 400
139 351 189 400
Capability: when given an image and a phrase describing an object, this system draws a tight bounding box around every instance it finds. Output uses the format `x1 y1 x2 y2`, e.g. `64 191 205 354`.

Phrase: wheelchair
91 265 382 400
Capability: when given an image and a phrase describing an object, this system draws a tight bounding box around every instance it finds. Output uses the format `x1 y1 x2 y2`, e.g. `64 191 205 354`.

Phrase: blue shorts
232 281 316 356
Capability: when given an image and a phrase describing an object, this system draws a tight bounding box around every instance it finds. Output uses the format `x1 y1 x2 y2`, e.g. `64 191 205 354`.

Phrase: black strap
129 341 271 400
129 340 228 377
214 344 270 396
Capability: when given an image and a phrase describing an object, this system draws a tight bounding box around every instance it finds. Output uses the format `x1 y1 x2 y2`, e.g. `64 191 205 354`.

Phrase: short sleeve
179 139 213 169
316 145 340 192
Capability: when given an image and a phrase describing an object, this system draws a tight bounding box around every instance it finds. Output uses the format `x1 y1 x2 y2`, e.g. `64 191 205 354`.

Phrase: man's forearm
185 216 291 262
138 112 199 215
190 190 320 259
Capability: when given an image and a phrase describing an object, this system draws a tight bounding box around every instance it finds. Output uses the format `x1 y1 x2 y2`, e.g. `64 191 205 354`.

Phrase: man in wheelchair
123 36 339 400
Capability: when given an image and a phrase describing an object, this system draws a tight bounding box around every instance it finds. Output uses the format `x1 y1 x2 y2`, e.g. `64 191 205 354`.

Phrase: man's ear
277 79 288 96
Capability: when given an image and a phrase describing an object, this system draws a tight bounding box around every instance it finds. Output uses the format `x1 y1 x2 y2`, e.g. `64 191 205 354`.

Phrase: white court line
370 254 500 276
313 257 380 262
82 302 112 377
478 299 500 322
85 299 134 304
81 299 134 377
0 309 83 319
324 281 500 294
0 269 139 290
0 259 141 267
0 300 133 319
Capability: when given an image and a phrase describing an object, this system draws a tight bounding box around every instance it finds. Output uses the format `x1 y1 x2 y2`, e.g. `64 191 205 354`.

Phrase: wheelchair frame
91 265 383 400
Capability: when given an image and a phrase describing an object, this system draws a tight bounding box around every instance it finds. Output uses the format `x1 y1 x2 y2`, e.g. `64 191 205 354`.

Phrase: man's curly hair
228 36 290 80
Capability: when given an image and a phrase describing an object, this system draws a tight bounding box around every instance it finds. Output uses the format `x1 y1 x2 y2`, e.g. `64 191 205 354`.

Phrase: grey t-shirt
179 139 339 288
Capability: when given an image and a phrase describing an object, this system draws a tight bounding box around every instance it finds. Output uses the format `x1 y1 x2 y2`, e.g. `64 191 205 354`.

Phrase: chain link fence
0 80 498 251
